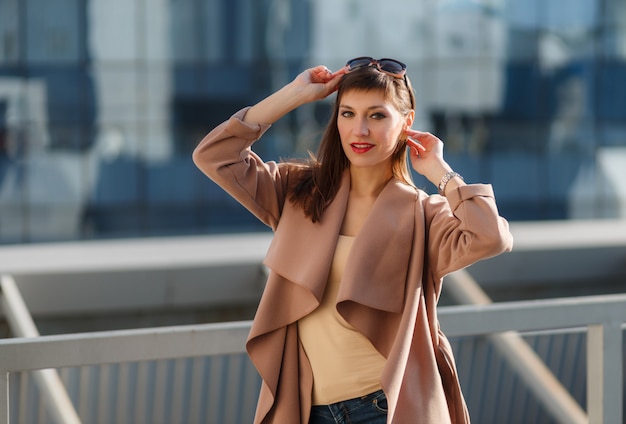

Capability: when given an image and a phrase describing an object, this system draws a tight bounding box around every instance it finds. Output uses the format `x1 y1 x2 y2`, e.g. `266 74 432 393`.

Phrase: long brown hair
288 65 416 222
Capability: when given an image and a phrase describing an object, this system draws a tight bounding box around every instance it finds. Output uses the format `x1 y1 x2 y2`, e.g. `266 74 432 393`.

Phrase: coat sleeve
423 184 513 281
192 108 291 231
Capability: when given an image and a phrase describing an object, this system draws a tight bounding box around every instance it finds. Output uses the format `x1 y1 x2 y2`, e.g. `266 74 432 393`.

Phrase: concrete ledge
467 219 626 294
0 233 273 316
1 219 625 316
508 219 626 250
0 232 273 275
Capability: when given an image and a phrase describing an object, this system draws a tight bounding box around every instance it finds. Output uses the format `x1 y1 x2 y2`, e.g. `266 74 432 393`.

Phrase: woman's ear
404 109 415 129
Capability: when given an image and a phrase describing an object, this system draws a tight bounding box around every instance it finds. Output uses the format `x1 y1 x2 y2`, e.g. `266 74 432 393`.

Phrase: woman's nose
353 119 369 136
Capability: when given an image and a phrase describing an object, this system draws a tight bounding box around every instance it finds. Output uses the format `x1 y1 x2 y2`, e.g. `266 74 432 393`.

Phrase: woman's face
337 88 412 172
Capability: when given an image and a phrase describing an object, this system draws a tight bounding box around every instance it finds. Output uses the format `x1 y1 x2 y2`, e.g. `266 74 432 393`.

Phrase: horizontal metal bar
1 293 625 373
0 321 251 373
438 293 626 337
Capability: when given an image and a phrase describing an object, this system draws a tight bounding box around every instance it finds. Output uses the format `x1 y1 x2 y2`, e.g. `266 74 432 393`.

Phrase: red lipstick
350 143 374 153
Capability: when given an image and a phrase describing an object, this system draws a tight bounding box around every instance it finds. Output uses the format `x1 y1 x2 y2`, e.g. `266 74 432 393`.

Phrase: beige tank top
298 235 386 405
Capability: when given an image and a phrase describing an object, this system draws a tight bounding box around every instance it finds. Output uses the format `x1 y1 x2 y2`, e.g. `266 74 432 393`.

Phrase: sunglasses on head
345 57 414 109
345 57 407 78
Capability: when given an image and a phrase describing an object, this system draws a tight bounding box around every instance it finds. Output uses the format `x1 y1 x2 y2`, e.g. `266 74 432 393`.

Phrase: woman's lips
350 143 374 153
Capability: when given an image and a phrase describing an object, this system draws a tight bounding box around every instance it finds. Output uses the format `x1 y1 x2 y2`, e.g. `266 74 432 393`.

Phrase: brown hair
287 65 416 222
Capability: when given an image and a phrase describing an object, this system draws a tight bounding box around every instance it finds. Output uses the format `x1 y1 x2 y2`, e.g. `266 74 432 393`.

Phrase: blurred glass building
1 0 625 244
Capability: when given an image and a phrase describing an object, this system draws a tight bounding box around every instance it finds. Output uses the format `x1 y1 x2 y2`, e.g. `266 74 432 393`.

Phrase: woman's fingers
292 65 345 101
311 66 332 81
405 129 444 152
310 65 345 83
406 129 440 144
406 138 425 151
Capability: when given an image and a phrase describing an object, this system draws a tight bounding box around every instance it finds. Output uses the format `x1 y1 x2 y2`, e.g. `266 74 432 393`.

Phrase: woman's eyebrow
339 104 387 110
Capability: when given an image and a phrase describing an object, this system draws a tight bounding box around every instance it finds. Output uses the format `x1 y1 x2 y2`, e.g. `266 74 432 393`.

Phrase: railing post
0 372 8 424
0 275 81 424
587 322 623 424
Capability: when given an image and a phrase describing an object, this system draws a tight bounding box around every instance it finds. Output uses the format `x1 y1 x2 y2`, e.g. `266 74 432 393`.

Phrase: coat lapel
261 173 418 339
340 178 416 313
337 179 418 355
263 172 349 302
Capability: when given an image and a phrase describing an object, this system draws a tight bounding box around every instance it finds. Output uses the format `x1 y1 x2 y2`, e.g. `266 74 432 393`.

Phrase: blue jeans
309 390 388 424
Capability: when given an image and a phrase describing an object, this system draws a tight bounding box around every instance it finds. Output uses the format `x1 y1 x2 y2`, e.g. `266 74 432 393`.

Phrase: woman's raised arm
243 65 345 125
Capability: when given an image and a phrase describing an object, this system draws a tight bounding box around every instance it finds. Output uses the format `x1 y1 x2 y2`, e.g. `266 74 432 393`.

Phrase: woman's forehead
340 88 388 103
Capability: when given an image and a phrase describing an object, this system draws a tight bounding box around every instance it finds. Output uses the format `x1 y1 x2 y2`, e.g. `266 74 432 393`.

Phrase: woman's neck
348 165 393 198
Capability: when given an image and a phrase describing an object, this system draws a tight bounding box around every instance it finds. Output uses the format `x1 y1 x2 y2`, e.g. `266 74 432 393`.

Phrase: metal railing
439 291 625 424
444 270 587 424
0 272 625 424
0 275 80 424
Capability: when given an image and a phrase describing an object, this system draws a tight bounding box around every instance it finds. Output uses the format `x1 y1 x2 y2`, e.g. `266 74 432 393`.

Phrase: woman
193 57 513 424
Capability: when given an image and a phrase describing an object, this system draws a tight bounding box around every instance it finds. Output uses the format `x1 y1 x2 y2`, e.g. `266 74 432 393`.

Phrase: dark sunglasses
345 57 414 109
345 57 407 78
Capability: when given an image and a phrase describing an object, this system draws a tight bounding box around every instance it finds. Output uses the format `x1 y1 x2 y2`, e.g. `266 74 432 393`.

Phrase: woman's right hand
243 65 345 125
291 65 346 103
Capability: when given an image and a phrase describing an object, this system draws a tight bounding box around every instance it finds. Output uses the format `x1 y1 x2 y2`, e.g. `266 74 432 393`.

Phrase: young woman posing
193 57 513 424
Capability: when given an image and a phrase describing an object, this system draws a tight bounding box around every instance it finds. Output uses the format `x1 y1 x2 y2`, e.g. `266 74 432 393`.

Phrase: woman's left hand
405 129 453 185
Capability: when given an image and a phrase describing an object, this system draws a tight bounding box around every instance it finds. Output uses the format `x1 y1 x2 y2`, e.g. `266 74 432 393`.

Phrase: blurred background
0 0 625 243
1 2 625 423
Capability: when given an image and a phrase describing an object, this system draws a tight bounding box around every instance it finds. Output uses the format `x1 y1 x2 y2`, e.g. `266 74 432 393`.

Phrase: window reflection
0 0 625 243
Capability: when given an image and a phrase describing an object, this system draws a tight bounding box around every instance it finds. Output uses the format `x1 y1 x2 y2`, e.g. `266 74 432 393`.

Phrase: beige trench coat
193 108 513 424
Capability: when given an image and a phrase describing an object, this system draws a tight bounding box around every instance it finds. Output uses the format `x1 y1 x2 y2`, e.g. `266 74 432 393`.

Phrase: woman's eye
340 111 354 118
371 112 386 119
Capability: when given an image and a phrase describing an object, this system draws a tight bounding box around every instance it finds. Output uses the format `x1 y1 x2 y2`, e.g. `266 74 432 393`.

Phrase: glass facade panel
0 0 20 63
25 0 83 63
88 0 140 61
541 0 597 32
170 0 207 62
0 0 625 244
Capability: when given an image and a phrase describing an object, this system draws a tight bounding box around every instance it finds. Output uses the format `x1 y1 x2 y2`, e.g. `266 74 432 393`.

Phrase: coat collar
263 171 417 321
